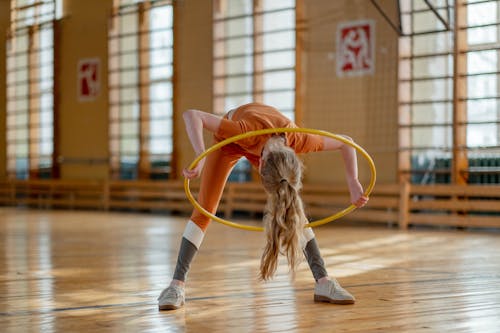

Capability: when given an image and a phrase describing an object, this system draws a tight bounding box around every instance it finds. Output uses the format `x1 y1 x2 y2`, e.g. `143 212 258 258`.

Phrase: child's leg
159 148 241 310
171 147 241 283
172 220 205 283
302 228 328 281
302 228 356 304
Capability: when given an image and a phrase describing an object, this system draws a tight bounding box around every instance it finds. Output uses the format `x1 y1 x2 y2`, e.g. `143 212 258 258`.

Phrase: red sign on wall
336 20 375 77
78 58 100 101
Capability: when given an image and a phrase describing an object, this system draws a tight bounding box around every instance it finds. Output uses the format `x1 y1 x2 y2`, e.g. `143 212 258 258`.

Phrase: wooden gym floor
1 207 500 332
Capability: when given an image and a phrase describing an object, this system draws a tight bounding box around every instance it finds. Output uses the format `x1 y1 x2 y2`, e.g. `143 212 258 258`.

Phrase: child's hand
182 158 205 179
348 179 369 208
353 195 369 208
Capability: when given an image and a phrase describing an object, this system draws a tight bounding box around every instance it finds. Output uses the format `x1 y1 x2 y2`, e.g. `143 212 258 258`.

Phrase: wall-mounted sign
336 20 375 77
78 58 100 101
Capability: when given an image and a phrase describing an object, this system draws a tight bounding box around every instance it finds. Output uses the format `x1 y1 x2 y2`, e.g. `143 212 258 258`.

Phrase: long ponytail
259 144 307 280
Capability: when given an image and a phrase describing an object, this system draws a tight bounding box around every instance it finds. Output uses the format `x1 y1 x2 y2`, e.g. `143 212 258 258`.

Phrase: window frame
6 0 59 179
212 0 300 182
213 0 300 121
399 0 500 184
108 0 175 180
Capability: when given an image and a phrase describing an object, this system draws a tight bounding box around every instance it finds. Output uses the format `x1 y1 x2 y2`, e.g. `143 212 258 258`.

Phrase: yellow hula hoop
184 127 377 232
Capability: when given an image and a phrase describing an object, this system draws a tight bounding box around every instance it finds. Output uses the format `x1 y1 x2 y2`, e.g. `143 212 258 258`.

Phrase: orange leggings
190 144 258 231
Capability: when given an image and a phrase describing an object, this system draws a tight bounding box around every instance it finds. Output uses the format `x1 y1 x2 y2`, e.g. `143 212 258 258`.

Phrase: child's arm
182 109 222 179
322 135 369 208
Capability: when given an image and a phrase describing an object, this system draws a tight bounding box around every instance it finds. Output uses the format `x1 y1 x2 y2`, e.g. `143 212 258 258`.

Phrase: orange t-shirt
214 103 324 166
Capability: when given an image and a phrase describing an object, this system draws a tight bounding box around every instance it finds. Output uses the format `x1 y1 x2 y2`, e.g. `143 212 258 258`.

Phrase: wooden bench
222 182 401 226
402 184 500 229
2 180 499 230
0 180 105 209
0 180 15 205
106 180 231 215
106 180 207 213
224 182 266 217
302 183 400 225
219 182 500 229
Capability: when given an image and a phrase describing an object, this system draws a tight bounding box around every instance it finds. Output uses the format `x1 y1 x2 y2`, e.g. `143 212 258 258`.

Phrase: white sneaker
158 285 185 310
314 278 355 304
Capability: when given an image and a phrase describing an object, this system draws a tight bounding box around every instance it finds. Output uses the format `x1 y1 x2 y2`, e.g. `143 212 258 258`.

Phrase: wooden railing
401 184 500 229
106 180 205 212
0 179 105 209
1 179 499 229
223 182 401 225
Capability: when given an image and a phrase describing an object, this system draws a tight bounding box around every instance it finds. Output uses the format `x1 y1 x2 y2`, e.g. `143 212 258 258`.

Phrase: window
6 0 61 179
464 0 500 183
213 0 296 119
399 0 500 184
109 0 173 179
213 0 297 181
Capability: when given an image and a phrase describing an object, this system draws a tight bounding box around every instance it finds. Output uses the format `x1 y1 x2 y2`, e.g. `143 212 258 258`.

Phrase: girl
158 103 368 310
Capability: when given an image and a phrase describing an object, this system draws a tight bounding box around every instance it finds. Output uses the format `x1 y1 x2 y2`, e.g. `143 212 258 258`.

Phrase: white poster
336 20 375 77
77 58 100 101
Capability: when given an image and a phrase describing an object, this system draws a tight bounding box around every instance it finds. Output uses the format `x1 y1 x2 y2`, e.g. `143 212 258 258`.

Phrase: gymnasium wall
0 1 8 179
58 0 213 180
58 0 113 179
300 0 399 185
173 0 214 181
0 0 398 184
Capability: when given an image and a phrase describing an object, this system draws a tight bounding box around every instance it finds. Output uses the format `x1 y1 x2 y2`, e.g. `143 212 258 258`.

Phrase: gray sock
172 237 198 282
303 238 328 281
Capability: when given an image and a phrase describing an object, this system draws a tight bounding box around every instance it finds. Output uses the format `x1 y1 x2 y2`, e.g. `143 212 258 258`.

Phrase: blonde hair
259 140 307 280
